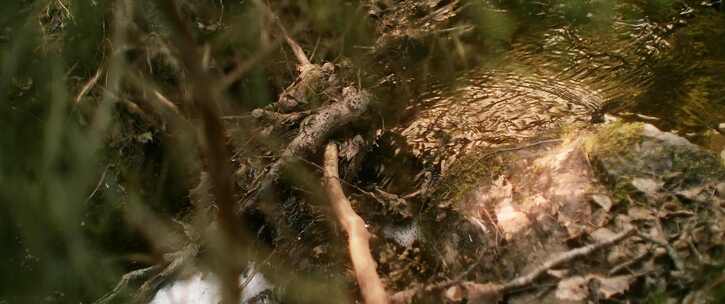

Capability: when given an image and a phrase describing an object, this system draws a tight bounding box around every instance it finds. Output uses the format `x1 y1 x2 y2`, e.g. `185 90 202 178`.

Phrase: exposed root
324 142 389 304
242 86 372 212
93 265 161 304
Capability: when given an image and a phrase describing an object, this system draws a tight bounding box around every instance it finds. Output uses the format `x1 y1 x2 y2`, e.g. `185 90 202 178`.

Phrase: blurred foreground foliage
1 0 722 303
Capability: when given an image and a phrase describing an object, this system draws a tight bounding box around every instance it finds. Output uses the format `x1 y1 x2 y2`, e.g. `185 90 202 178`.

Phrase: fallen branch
324 142 389 304
390 228 635 303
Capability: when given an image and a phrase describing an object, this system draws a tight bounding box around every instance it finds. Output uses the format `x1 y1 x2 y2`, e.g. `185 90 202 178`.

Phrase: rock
641 124 694 147
588 122 725 206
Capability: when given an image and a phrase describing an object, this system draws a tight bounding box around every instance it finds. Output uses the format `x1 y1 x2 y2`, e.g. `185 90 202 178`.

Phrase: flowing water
391 2 725 171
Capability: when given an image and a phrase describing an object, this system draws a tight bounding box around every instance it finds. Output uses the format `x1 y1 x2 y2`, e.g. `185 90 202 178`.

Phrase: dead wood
241 85 372 212
324 142 389 304
251 108 310 128
390 228 635 303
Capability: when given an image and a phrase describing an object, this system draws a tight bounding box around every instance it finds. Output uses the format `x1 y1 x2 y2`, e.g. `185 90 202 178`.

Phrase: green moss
430 149 510 206
586 121 725 207
583 121 645 157
643 289 669 304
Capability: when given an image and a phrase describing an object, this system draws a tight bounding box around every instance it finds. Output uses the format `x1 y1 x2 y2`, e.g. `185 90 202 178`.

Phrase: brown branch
156 1 249 303
324 142 389 304
258 0 310 67
502 228 635 291
390 228 635 303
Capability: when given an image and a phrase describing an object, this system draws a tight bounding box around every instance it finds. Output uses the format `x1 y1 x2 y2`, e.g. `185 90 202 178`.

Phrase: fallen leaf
591 194 614 211
631 178 661 197
593 275 634 299
675 186 708 203
556 274 634 302
495 199 530 240
558 213 586 239
590 228 617 243
555 276 590 301
628 207 655 221
463 282 503 304
445 285 464 302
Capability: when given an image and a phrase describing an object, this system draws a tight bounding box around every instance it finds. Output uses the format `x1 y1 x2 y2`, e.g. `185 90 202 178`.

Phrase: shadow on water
629 8 725 151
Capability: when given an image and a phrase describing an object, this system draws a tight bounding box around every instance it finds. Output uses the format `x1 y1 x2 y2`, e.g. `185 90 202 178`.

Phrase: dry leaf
594 275 634 299
495 199 530 240
556 274 634 302
631 178 662 197
445 285 465 302
591 194 614 211
463 282 503 304
590 228 617 243
555 276 590 301
628 207 655 221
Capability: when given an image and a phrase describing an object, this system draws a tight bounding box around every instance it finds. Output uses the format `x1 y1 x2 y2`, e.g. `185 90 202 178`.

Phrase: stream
392 2 725 173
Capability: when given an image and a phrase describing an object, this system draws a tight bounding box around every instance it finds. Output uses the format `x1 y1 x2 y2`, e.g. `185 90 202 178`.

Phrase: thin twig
503 228 635 291
75 65 104 104
93 265 161 304
390 228 635 303
85 164 111 203
480 139 563 160
636 232 686 271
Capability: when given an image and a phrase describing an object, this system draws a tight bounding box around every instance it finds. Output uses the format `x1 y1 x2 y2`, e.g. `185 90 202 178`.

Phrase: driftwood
324 142 389 304
390 228 635 303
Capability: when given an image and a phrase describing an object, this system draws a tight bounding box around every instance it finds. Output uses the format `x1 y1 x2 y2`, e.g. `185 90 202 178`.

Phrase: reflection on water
393 3 725 170
629 9 725 151
396 67 601 171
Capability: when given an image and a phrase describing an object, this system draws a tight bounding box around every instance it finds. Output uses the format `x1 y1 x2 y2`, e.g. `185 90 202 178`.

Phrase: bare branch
324 142 389 304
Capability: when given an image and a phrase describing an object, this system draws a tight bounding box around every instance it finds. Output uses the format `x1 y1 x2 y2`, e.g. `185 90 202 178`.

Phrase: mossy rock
586 121 725 205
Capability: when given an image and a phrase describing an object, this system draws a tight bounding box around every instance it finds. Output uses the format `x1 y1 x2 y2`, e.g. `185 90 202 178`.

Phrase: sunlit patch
494 198 530 240
150 267 271 304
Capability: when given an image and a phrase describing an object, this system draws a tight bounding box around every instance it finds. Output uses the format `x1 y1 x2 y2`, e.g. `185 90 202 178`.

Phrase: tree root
324 142 389 304
241 86 372 212
93 265 161 304
390 228 635 303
